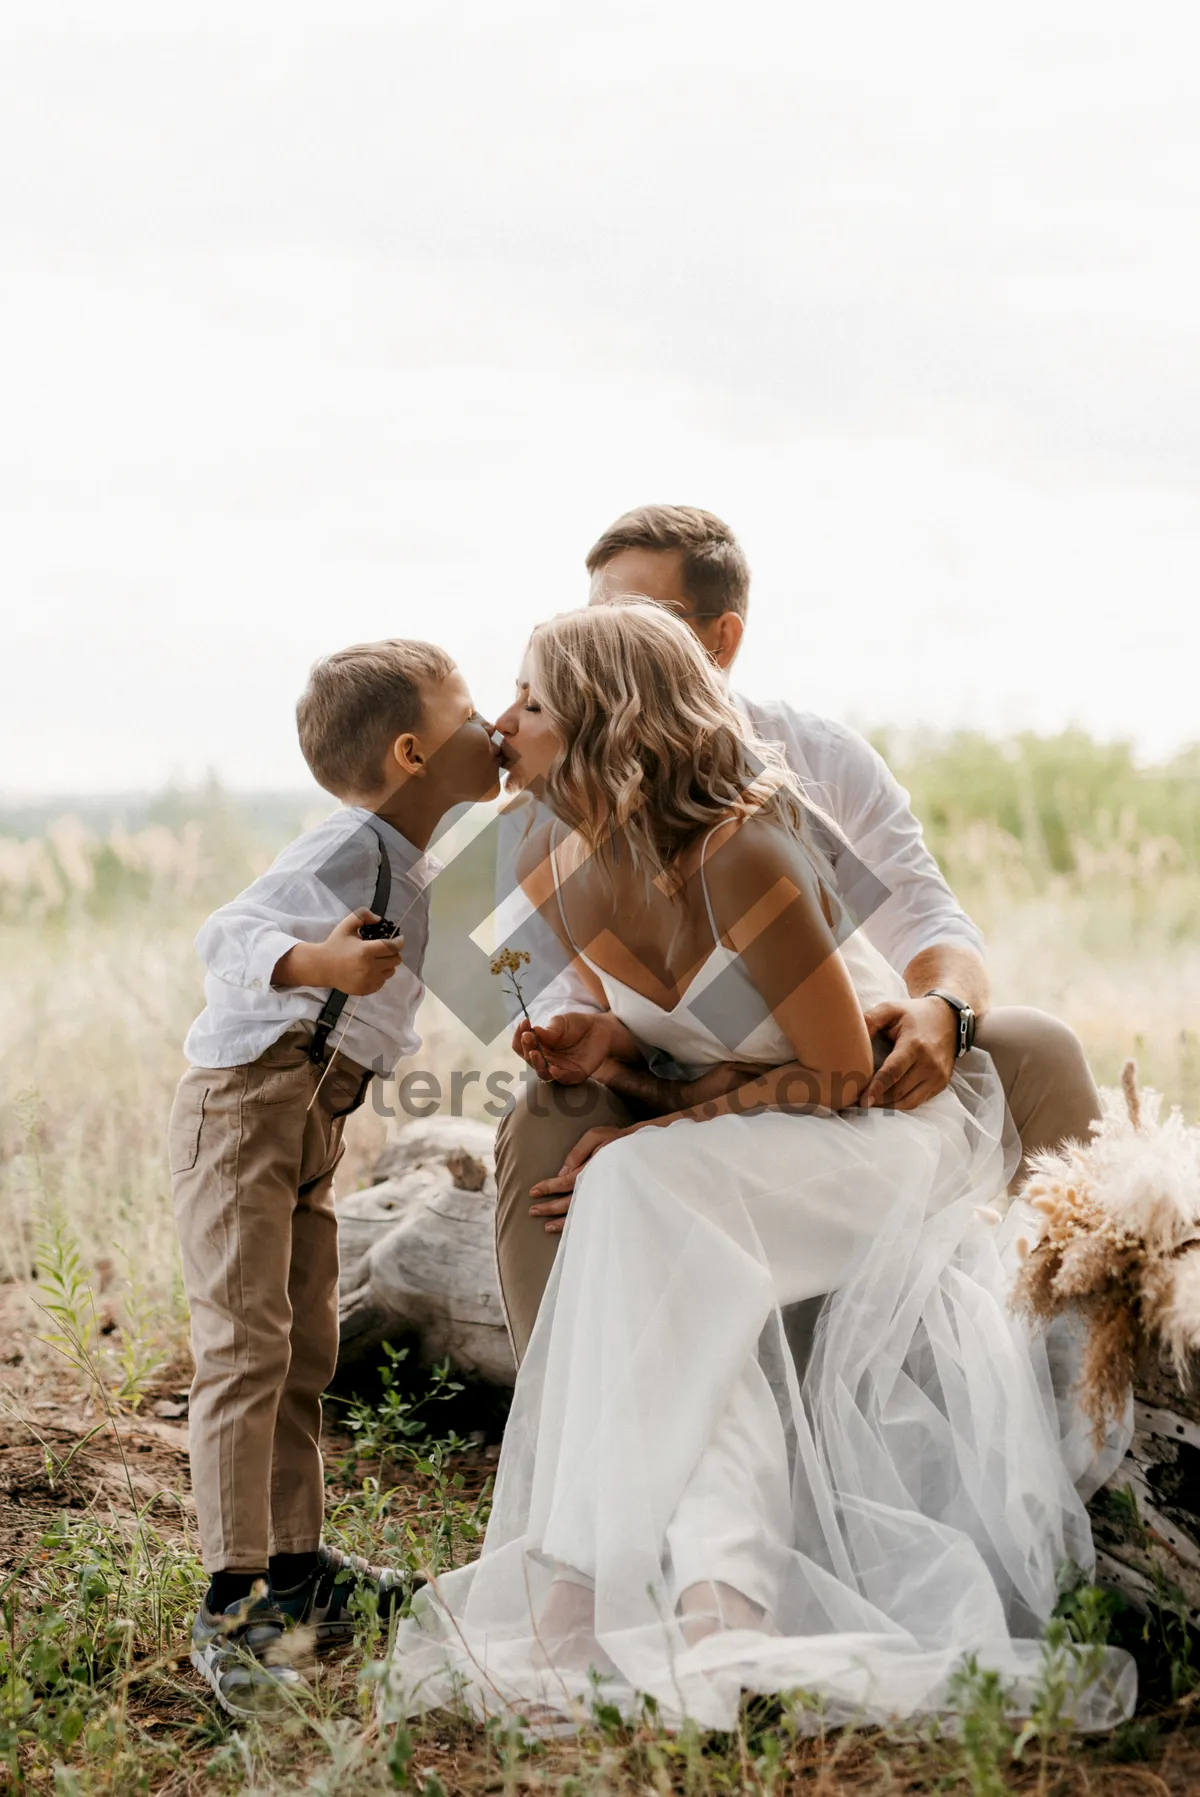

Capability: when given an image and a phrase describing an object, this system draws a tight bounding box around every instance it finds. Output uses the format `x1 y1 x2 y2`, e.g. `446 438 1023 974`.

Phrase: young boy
170 639 501 1715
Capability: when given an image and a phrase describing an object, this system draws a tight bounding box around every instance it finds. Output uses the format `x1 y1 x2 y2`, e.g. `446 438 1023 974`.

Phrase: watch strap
925 988 975 1058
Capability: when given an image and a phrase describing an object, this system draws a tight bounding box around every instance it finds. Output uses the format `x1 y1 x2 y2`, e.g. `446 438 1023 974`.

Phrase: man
494 504 1100 1363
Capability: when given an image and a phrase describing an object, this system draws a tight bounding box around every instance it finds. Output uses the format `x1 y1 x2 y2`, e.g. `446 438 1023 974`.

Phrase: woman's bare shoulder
701 811 815 883
699 813 827 933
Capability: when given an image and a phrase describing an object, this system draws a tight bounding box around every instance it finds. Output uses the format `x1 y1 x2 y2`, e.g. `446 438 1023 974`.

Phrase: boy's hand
273 911 404 995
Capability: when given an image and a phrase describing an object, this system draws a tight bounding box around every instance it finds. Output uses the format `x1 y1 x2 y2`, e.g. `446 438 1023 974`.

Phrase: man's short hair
297 638 454 796
585 504 750 619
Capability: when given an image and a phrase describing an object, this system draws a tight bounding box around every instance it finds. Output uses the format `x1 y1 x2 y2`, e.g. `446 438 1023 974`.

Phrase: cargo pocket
168 1080 209 1174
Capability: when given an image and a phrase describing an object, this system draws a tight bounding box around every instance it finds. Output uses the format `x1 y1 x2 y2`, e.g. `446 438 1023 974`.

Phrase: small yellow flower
490 948 531 977
490 947 548 1076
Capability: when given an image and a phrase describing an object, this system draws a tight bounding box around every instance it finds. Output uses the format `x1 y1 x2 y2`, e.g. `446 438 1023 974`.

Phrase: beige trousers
493 1005 1101 1367
170 1025 372 1573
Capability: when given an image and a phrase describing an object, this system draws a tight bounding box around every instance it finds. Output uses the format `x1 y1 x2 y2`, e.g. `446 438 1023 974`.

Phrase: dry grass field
1 731 1198 1793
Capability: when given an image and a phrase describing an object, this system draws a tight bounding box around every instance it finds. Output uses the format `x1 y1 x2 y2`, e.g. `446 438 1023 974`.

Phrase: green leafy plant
338 1344 466 1464
1052 1560 1126 1652
947 1655 1014 1797
110 1253 170 1408
404 1441 493 1578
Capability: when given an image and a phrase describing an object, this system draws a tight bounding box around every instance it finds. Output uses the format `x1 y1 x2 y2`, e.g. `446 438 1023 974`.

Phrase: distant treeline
874 728 1200 877
1 732 1196 924
0 777 320 846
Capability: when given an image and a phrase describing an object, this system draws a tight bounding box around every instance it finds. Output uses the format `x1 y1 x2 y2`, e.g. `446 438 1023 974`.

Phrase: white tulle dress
380 833 1135 1734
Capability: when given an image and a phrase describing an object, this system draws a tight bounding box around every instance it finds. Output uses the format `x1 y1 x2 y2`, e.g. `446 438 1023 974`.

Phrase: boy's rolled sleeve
183 809 423 1073
193 832 373 994
195 910 309 994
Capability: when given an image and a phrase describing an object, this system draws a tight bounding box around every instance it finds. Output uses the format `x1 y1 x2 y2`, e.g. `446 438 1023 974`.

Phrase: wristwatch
925 989 976 1058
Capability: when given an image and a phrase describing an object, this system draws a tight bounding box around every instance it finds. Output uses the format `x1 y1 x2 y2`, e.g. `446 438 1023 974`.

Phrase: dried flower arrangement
1012 1061 1200 1444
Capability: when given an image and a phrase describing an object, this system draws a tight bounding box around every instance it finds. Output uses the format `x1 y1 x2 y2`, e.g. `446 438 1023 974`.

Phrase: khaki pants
170 1026 372 1573
493 1005 1101 1367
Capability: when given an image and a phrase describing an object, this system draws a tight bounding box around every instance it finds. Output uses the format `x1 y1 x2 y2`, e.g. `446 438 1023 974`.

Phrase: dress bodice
549 825 907 1071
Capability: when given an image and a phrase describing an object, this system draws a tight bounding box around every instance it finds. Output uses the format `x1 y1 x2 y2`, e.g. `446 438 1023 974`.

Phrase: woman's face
494 655 564 794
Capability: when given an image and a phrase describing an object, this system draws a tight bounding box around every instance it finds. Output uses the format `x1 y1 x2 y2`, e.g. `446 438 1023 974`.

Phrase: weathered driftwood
337 1120 1200 1623
336 1117 515 1387
1088 1352 1200 1628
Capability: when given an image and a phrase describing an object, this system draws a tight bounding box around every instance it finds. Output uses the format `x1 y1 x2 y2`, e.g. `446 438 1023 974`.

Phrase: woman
381 604 1133 1733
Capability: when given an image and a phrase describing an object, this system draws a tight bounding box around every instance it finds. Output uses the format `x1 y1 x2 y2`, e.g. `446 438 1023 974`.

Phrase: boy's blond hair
297 639 454 797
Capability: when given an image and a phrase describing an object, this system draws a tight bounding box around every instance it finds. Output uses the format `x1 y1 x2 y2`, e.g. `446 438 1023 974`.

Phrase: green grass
4 1379 1197 1795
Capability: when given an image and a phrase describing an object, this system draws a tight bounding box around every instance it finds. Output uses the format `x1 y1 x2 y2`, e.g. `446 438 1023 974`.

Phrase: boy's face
408 669 502 803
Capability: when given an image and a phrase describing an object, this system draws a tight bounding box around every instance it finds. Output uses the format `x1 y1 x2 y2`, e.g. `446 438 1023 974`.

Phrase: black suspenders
307 828 394 1066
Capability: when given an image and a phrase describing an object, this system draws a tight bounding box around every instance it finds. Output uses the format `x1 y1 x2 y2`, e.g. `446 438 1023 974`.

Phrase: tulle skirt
378 1052 1135 1733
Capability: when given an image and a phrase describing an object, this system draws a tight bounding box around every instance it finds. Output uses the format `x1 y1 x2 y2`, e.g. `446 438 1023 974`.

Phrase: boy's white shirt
508 694 984 1030
184 807 440 1072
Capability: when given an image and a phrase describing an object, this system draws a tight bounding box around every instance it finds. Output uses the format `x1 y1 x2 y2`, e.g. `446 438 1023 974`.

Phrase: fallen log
1089 1353 1200 1630
336 1116 515 1388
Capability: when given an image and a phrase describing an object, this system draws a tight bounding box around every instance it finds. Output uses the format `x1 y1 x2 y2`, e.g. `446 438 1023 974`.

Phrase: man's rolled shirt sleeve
739 698 984 979
824 725 985 973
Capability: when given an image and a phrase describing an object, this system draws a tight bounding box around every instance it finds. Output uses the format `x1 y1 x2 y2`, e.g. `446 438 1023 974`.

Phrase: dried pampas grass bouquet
1012 1061 1200 1444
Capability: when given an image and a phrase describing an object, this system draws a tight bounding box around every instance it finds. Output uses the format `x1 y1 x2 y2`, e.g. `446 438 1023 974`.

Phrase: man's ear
711 612 745 671
390 731 424 777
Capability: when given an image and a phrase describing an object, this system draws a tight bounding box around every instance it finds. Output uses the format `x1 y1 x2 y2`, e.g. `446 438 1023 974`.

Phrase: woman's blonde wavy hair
525 601 818 883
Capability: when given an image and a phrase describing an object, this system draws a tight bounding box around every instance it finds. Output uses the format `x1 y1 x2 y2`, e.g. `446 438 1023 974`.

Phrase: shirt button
252 979 264 992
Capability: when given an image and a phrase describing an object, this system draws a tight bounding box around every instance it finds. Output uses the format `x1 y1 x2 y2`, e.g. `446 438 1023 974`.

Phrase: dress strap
548 823 583 955
696 824 727 950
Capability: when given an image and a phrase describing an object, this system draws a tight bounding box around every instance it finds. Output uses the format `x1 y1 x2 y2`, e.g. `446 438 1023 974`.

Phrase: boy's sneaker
273 1544 422 1647
190 1590 307 1718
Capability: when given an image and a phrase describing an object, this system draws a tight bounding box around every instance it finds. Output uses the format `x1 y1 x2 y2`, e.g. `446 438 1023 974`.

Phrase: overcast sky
2 0 1197 794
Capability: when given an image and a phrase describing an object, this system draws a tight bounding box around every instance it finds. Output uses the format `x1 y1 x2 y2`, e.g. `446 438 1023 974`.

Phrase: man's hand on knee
528 1124 633 1233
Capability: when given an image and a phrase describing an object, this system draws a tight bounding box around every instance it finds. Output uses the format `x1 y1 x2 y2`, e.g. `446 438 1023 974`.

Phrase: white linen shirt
183 807 440 1073
520 694 982 1029
736 695 983 970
